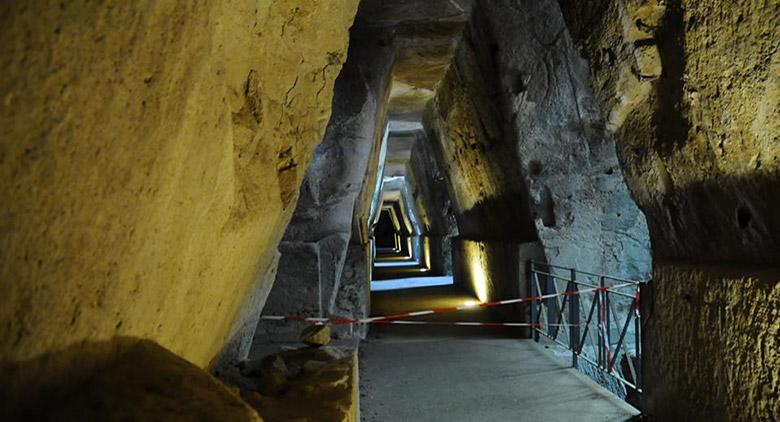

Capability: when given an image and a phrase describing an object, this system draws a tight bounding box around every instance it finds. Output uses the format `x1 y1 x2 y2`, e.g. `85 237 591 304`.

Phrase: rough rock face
473 0 651 278
483 0 650 276
331 244 370 339
2 338 262 420
255 22 395 342
452 239 544 324
560 0 780 263
239 347 360 422
425 31 538 241
427 0 651 306
645 265 779 421
388 22 469 113
407 129 457 238
214 252 280 372
358 0 473 114
407 129 459 274
558 0 780 419
0 0 359 400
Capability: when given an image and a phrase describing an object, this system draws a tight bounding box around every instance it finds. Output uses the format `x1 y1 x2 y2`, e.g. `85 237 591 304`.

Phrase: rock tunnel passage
1 0 778 421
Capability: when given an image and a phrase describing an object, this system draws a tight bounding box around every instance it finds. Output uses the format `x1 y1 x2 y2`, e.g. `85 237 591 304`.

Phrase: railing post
529 261 539 341
604 276 611 371
597 276 604 369
636 283 642 390
569 268 579 368
546 263 557 329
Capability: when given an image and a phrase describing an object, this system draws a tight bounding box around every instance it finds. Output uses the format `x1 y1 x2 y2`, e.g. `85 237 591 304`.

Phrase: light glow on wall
468 251 490 303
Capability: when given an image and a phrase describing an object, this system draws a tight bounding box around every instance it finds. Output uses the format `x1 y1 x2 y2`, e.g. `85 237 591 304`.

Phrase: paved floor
359 285 640 422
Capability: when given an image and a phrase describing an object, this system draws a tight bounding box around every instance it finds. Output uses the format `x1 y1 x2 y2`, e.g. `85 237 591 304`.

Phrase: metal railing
529 261 645 395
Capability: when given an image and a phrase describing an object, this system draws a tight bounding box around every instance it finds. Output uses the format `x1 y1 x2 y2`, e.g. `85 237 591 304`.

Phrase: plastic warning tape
260 282 638 326
371 321 584 327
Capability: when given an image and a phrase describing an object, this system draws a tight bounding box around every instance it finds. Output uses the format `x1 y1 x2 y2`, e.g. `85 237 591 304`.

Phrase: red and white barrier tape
260 281 638 326
372 321 583 327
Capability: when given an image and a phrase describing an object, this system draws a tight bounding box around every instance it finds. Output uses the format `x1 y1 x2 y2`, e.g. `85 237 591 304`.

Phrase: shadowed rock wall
560 0 779 263
0 0 359 406
424 28 540 301
474 0 651 279
257 24 395 341
407 129 459 274
427 0 651 303
425 27 538 241
559 0 780 419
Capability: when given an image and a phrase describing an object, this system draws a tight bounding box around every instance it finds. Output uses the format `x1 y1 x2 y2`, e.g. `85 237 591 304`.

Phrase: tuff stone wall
407 129 458 274
9 339 263 421
256 23 395 341
559 0 780 263
0 0 359 407
558 0 780 419
473 0 651 279
644 264 779 421
427 0 651 307
425 27 538 242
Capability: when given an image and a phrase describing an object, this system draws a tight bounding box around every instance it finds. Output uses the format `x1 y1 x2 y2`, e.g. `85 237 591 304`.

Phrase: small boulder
302 360 327 374
258 355 289 396
238 358 263 377
314 345 347 361
285 361 303 379
299 323 331 347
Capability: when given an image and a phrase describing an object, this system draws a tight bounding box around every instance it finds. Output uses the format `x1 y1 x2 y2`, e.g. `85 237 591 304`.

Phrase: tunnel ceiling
388 22 468 113
357 0 472 115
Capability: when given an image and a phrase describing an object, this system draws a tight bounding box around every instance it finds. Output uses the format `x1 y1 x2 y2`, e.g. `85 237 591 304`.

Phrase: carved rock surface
5 339 262 421
428 0 651 278
559 0 780 420
0 0 359 401
560 0 780 263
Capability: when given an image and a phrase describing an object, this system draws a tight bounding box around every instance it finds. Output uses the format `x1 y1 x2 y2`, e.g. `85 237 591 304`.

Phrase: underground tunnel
0 0 778 421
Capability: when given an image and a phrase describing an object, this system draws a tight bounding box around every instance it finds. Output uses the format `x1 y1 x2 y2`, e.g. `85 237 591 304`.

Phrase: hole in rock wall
528 160 543 177
511 71 527 95
736 205 752 229
539 186 556 228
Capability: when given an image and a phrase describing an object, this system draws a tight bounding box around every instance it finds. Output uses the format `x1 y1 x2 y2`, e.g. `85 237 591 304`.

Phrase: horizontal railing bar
530 270 573 282
531 272 637 297
574 270 645 285
530 261 646 285
604 289 637 299
571 280 600 289
570 280 636 293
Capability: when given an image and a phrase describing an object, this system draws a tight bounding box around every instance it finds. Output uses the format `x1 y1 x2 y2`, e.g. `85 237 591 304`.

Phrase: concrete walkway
359 285 640 422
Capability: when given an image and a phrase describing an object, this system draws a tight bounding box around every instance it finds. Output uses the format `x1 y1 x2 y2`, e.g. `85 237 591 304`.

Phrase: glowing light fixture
463 300 479 307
